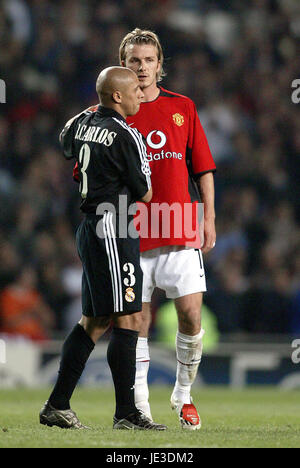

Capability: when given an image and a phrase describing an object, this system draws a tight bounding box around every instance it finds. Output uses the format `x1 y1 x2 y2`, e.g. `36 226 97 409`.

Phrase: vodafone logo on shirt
146 130 166 149
146 130 182 161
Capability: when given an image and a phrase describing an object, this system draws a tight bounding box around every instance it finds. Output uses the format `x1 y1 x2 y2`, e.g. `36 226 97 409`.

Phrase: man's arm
197 172 216 253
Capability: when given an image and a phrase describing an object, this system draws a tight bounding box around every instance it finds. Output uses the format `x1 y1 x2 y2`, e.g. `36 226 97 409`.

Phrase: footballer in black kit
39 67 166 431
61 105 151 317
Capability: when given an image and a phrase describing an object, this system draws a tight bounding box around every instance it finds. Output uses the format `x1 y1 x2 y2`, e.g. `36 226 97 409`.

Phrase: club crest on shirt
125 287 135 302
173 113 184 127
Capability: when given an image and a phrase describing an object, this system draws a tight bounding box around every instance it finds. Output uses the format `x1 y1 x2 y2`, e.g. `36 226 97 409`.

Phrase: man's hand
202 216 216 254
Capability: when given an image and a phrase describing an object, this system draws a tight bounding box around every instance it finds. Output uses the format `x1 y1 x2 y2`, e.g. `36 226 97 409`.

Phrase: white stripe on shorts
103 212 122 312
107 212 123 312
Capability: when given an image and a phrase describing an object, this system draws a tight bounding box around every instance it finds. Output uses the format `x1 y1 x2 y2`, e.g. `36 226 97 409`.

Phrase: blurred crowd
0 0 299 341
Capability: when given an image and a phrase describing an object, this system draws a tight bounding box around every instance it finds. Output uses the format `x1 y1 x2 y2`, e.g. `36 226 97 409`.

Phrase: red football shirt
126 87 216 252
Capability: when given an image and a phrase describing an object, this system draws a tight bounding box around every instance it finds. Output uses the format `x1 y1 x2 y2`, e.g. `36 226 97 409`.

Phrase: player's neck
101 102 127 120
141 83 160 103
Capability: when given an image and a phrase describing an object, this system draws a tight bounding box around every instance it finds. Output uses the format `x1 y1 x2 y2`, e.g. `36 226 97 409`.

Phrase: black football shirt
60 106 151 214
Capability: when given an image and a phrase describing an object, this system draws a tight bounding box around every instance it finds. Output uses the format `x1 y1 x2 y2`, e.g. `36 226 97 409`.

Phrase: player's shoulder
159 87 195 106
86 104 100 113
111 116 144 143
60 104 99 146
63 104 99 129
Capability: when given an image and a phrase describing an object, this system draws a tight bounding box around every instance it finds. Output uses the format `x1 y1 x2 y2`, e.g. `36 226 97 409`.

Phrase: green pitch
0 387 299 448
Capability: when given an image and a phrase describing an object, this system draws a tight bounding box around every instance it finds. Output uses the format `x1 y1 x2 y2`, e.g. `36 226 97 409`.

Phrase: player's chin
130 104 140 116
138 79 149 89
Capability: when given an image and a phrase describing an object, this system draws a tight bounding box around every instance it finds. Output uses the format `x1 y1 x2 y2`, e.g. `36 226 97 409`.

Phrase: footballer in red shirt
126 86 215 252
120 29 216 431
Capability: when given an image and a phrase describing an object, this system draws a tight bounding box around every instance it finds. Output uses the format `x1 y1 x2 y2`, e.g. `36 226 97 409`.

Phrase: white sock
173 329 205 404
135 337 152 419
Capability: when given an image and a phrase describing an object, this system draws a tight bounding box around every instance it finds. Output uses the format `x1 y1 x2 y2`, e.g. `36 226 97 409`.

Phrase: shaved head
96 66 137 104
95 66 144 118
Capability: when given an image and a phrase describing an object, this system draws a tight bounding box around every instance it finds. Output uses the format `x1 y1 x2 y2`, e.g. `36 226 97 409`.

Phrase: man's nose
138 60 146 71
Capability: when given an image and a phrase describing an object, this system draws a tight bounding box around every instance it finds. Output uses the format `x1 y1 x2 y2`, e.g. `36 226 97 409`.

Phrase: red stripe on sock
177 359 200 367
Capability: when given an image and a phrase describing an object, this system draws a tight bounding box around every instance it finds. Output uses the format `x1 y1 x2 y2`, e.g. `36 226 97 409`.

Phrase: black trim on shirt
186 146 201 203
158 87 179 98
194 169 217 180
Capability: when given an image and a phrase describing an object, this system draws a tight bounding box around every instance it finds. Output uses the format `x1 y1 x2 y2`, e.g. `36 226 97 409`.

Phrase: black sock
107 327 138 419
49 323 95 410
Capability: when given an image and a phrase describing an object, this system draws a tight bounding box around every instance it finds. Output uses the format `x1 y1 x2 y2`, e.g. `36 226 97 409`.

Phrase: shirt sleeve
118 128 152 201
188 100 216 178
59 107 96 160
59 124 75 160
59 112 83 160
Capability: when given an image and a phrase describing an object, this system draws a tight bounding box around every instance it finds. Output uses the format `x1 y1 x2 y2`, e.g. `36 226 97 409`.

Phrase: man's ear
112 90 122 103
121 60 126 68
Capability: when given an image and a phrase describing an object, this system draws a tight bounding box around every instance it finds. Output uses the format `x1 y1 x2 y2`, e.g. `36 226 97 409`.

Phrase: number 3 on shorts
79 143 91 198
123 262 136 287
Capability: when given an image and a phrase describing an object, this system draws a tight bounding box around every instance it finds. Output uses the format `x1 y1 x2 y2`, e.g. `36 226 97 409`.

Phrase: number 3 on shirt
79 143 90 198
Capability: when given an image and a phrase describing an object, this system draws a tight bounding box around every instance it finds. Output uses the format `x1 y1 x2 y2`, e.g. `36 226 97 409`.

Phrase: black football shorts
76 212 142 317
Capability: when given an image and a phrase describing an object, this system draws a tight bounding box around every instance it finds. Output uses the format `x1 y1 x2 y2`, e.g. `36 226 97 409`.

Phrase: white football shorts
140 245 206 302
